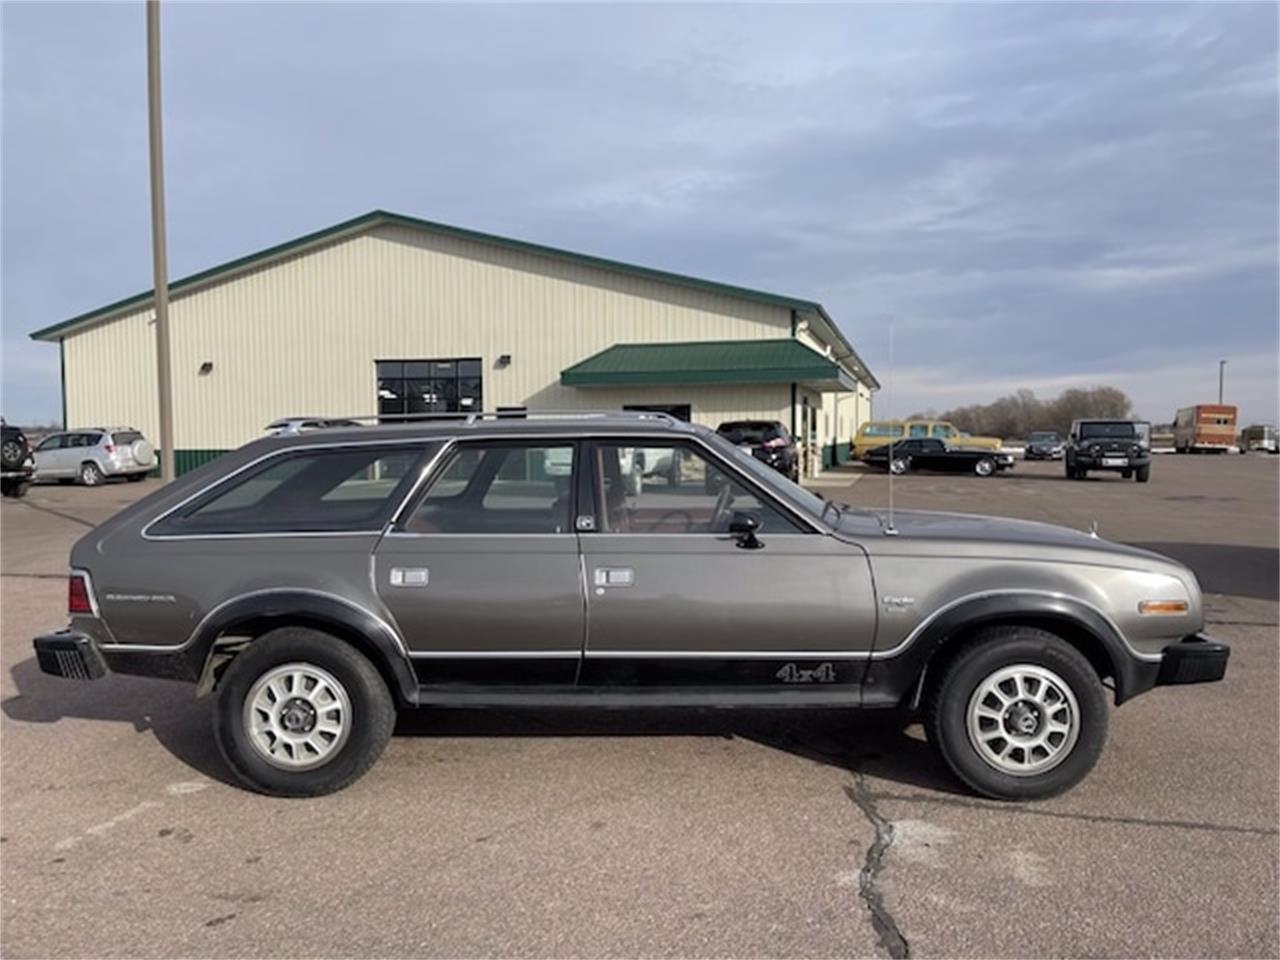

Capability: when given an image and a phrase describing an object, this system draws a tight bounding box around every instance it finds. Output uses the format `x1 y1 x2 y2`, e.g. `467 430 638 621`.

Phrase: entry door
374 441 584 685
577 440 876 686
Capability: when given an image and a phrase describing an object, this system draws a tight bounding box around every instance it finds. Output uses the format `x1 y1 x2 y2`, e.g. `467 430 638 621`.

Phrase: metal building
30 211 878 474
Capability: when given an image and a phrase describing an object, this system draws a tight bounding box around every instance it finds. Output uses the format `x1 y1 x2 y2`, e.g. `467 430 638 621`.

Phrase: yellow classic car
853 419 1004 460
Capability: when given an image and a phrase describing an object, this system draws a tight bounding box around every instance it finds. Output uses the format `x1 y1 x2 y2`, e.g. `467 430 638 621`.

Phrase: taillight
104 444 115 454
68 572 94 615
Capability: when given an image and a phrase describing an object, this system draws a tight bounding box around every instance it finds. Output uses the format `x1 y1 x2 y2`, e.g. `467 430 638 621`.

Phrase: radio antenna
885 318 899 536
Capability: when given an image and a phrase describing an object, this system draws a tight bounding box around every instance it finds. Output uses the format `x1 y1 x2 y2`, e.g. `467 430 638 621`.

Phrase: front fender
862 592 1159 708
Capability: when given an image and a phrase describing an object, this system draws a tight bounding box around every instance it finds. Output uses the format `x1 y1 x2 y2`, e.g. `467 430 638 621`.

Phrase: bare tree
939 387 1134 440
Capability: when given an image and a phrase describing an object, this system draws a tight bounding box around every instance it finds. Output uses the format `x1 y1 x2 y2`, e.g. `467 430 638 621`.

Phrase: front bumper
1155 633 1230 686
34 631 109 680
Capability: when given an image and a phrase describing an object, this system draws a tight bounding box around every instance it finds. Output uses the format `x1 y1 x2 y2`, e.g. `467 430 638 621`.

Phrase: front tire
1135 465 1150 483
925 626 1108 800
974 457 995 477
214 627 395 797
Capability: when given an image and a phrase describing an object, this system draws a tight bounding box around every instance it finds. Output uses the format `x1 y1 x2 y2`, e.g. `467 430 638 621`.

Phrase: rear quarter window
149 445 429 535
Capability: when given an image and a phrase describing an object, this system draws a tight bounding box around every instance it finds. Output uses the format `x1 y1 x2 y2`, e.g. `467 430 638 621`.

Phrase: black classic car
866 437 1014 477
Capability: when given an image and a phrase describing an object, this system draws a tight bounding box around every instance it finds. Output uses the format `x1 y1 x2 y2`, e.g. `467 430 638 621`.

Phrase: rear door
577 438 876 688
374 439 584 686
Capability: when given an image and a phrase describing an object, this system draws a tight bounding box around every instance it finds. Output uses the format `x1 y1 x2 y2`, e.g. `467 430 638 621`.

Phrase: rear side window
863 423 903 438
151 446 428 535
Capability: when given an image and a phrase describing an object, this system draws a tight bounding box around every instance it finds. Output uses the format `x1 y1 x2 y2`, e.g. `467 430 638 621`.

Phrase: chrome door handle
593 567 635 587
389 567 429 587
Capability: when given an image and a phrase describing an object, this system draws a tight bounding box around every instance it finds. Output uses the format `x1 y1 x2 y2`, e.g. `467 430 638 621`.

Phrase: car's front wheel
974 457 996 477
214 627 395 797
926 626 1108 800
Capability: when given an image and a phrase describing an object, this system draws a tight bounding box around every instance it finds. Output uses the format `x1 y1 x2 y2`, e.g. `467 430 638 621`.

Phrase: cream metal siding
63 225 800 450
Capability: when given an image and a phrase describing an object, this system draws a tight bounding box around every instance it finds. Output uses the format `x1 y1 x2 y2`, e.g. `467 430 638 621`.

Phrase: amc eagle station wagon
35 413 1227 798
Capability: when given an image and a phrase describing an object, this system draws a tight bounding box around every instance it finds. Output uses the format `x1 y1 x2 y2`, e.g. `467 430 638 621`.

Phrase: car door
577 438 877 688
32 433 70 477
374 439 584 686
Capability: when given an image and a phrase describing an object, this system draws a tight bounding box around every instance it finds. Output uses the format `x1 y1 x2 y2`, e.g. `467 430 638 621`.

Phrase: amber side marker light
1138 600 1189 616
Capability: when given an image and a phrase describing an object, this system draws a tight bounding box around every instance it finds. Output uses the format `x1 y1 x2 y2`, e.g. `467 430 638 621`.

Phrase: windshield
702 431 833 524
717 421 785 445
1079 422 1136 439
1029 432 1059 442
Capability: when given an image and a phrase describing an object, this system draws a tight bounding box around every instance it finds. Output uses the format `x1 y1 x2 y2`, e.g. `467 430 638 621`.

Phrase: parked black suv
715 420 798 480
1065 420 1151 482
1 421 33 498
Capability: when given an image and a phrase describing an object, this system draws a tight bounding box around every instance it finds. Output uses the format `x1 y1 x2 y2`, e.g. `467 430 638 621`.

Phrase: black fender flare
864 593 1157 707
189 589 418 703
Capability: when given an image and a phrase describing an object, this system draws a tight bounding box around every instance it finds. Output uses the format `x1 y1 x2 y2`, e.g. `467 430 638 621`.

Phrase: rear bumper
1155 633 1230 686
34 632 109 681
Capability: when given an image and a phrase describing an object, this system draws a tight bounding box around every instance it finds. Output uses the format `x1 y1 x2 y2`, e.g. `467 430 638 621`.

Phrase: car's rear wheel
79 462 104 486
214 627 395 797
974 457 996 477
925 626 1108 800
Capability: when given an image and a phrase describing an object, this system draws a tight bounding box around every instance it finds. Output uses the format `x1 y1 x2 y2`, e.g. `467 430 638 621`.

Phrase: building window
377 359 482 420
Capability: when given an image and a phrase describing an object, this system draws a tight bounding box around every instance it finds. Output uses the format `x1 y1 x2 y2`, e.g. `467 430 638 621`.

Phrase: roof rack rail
309 409 681 427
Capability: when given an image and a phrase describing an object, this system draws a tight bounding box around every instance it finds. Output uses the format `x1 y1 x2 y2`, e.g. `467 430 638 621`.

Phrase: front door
374 440 584 686
577 439 876 688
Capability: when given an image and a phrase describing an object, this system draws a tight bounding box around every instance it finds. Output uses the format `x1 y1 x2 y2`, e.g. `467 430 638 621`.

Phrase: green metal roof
27 209 878 388
561 339 857 390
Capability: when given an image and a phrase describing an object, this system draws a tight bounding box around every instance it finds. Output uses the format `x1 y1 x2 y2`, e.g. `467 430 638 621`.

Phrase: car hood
836 507 1184 571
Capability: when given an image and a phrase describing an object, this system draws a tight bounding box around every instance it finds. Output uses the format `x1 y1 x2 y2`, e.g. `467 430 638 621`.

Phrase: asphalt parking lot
2 455 1277 958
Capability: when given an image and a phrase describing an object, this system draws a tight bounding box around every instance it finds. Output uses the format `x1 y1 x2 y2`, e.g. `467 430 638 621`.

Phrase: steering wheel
709 482 735 532
651 509 694 532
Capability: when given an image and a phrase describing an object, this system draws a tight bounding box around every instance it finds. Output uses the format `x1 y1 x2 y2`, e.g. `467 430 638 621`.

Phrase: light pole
1218 359 1226 405
147 0 175 481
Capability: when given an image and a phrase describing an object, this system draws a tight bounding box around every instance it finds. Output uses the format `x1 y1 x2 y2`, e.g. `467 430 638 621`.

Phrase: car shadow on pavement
4 654 967 796
1 655 238 787
395 707 970 795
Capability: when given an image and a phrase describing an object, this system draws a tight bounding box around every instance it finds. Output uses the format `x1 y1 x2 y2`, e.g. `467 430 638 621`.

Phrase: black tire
974 457 996 477
925 626 1108 801
1135 465 1150 483
79 461 104 486
1121 469 1132 479
126 472 146 482
213 627 395 797
1 479 30 498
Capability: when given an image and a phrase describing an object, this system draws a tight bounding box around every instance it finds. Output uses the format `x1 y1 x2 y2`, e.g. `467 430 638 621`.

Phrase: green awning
561 338 857 391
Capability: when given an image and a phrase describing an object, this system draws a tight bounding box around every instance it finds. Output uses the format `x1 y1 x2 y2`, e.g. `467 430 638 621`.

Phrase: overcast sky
3 2 1277 427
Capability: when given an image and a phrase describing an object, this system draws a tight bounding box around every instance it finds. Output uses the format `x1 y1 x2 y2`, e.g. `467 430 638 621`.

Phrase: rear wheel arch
191 592 417 705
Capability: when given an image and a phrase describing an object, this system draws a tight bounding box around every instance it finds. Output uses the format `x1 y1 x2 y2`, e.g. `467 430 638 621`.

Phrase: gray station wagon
34 412 1227 798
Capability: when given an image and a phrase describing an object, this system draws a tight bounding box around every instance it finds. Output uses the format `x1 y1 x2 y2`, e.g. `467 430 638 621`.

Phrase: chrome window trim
408 650 581 659
142 439 445 541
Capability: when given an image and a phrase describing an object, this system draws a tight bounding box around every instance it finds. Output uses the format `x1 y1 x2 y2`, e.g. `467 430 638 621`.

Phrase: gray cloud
3 2 1276 425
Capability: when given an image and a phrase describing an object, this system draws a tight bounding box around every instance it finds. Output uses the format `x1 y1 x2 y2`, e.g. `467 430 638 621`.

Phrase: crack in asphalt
846 775 910 960
867 791 1279 837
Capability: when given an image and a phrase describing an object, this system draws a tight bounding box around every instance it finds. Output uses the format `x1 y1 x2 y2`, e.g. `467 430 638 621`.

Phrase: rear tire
213 627 395 797
79 462 104 486
889 457 909 475
127 472 146 482
1 479 29 498
925 626 1108 800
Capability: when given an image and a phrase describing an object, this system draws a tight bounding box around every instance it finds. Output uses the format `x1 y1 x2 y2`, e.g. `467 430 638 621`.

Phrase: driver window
594 443 799 535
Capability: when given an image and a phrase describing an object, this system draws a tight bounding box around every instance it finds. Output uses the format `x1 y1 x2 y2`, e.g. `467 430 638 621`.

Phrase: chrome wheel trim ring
81 464 101 485
890 458 908 475
965 663 1080 777
243 662 352 771
975 459 994 476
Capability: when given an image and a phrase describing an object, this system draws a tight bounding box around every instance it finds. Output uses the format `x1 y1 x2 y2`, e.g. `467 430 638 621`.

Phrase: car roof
255 414 701 448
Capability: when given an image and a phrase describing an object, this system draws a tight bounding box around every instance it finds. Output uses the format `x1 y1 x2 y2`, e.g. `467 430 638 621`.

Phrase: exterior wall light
198 361 214 375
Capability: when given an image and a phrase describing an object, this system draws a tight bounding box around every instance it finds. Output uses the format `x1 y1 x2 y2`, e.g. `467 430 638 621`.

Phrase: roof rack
304 410 681 427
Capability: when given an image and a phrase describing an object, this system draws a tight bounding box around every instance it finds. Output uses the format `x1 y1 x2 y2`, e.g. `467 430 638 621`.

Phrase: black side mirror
729 510 763 550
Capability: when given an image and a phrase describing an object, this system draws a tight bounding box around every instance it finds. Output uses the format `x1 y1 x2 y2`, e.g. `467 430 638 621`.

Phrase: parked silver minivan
32 427 155 485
